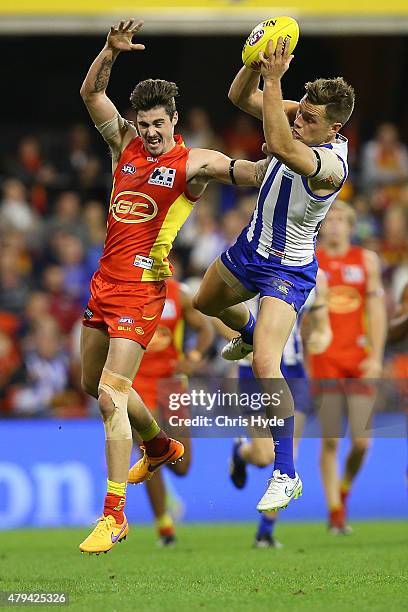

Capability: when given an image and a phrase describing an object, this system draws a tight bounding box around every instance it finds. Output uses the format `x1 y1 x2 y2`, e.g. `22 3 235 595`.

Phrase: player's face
136 107 178 156
321 208 352 245
292 97 341 146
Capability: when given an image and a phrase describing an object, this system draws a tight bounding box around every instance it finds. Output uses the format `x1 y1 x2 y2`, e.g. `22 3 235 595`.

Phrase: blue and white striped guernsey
246 134 348 266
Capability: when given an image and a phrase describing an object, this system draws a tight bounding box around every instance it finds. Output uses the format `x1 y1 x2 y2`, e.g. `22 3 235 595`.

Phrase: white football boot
221 336 253 361
257 470 303 512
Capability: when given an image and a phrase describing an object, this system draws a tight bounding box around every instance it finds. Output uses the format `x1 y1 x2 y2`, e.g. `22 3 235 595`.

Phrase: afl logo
328 285 362 314
110 191 158 224
248 28 264 46
121 163 136 175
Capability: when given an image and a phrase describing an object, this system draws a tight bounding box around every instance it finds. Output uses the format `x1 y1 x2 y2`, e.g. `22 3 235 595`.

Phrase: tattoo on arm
92 55 116 93
255 158 270 186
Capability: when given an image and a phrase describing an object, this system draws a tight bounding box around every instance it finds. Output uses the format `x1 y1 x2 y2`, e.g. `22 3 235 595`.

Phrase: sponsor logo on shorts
118 326 132 331
134 327 144 335
84 307 94 320
118 317 135 324
133 254 154 270
271 278 293 296
121 163 136 175
148 166 176 189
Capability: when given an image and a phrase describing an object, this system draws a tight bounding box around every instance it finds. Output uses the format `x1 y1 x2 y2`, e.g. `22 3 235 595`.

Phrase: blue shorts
238 363 313 416
221 232 318 313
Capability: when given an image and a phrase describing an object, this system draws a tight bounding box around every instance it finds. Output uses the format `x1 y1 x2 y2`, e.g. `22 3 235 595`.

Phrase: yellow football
242 16 300 71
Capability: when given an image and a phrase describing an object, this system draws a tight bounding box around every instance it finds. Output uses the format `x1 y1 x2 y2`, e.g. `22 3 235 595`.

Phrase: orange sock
157 513 175 537
104 480 126 523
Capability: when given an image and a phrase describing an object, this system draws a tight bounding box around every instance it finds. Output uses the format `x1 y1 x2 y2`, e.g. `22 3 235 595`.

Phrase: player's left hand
259 37 294 81
306 330 332 355
359 356 383 378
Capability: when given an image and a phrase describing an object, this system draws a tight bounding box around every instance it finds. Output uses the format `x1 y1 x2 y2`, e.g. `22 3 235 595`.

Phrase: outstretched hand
259 37 294 81
106 18 145 53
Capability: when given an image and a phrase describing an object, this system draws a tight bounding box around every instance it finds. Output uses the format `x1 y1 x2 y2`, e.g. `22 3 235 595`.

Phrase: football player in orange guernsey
129 277 214 546
310 200 386 534
78 19 269 554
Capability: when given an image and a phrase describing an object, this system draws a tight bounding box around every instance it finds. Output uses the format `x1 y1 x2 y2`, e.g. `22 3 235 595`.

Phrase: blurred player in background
225 269 331 547
129 277 214 546
78 18 270 554
311 200 386 533
385 283 408 492
194 38 354 513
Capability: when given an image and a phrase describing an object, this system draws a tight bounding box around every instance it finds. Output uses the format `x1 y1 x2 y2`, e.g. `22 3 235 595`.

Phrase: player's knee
252 353 280 379
98 389 115 420
98 368 132 440
192 292 217 316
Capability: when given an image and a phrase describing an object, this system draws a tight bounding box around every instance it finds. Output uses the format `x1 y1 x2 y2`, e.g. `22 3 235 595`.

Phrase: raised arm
80 19 145 165
258 38 317 176
228 65 299 122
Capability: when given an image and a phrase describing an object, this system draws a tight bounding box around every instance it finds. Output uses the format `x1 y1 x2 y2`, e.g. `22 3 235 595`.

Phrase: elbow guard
95 113 131 144
309 148 345 188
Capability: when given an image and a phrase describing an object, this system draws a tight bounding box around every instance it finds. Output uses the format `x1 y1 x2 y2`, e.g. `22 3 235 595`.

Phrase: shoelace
265 474 287 493
93 515 115 535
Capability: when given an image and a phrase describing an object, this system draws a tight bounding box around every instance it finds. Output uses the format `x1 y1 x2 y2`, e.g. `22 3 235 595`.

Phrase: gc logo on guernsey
109 191 158 223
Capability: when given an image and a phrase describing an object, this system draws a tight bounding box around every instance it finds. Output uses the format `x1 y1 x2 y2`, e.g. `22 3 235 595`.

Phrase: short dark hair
130 79 179 118
304 77 355 126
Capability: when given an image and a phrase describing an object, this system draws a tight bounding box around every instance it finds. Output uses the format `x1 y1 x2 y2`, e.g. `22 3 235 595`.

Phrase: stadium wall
0 420 406 528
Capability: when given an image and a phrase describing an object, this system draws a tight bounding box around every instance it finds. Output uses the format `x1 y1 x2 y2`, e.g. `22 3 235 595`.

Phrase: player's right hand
106 19 145 53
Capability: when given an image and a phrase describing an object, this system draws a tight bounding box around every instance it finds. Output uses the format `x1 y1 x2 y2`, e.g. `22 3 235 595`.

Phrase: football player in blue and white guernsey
193 37 354 512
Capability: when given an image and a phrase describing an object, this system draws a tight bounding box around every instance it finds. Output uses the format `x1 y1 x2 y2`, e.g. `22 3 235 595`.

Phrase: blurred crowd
1 108 408 417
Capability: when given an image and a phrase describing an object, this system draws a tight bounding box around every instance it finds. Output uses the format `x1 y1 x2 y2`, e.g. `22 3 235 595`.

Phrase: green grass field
1 522 407 611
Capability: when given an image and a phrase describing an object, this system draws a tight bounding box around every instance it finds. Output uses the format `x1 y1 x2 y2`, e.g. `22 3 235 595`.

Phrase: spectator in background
42 265 81 334
0 178 42 240
223 114 264 161
183 107 222 150
57 124 109 200
352 195 381 245
0 330 24 414
54 233 90 305
379 206 408 272
361 122 408 201
220 208 247 247
0 247 30 315
236 193 257 225
45 191 87 244
4 136 56 213
12 317 69 417
187 206 225 276
82 200 106 275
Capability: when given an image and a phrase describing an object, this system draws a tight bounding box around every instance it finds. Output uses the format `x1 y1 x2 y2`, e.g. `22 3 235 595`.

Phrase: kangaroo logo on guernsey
110 191 158 224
